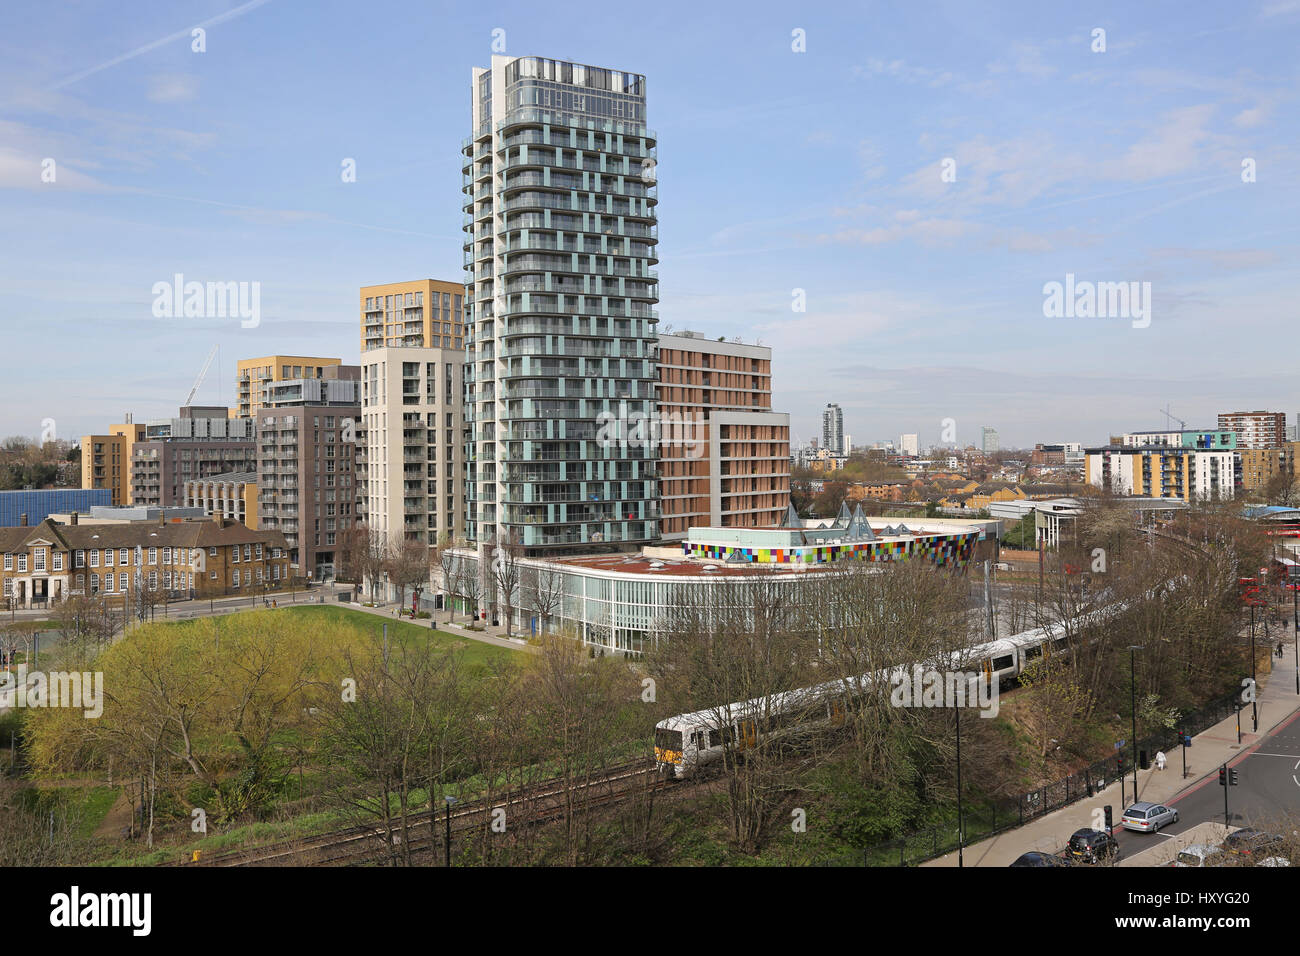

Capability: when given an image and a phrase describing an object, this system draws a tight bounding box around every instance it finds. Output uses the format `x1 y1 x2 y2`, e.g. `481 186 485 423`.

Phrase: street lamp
1249 605 1258 732
955 682 965 869
1129 645 1144 801
443 796 456 868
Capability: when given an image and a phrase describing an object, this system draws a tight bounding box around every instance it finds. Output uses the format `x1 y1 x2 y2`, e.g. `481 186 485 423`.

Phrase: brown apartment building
360 280 466 354
656 332 791 540
1218 410 1287 450
130 406 257 508
81 419 145 506
0 513 290 610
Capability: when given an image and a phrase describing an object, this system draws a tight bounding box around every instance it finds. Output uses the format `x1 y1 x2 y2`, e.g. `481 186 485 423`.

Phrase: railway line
167 758 669 867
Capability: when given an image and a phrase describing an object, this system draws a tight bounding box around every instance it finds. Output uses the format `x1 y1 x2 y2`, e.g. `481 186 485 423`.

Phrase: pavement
927 636 1300 867
337 600 533 653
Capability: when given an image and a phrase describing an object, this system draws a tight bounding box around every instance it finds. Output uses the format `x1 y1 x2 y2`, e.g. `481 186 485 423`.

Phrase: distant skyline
2 0 1297 448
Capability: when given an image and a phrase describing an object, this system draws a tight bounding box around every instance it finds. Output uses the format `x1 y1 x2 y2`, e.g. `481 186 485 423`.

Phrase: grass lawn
278 604 519 670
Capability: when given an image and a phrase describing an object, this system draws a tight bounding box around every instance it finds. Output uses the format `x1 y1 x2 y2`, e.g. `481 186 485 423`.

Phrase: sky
1 0 1297 451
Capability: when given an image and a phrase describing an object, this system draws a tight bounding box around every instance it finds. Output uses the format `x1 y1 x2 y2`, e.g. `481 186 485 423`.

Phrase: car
1121 802 1179 833
1173 844 1228 867
1010 851 1072 867
1068 828 1120 863
1223 828 1286 859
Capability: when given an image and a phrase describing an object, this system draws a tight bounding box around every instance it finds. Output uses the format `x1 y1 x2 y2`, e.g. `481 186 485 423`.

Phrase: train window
993 655 1013 671
1053 638 1070 653
709 729 723 748
654 728 682 751
691 732 705 749
1025 645 1042 661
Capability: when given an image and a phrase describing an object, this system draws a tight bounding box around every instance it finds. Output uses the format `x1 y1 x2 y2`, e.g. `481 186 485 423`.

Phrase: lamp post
443 796 456 868
1129 645 1144 800
955 686 964 869
1250 605 1258 732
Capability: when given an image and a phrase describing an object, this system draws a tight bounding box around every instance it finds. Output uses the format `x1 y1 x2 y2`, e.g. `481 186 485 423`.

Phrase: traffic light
1181 733 1191 747
1104 806 1113 831
1218 766 1227 787
1229 768 1240 786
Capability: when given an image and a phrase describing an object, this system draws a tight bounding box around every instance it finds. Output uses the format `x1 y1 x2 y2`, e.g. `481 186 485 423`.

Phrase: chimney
19 513 27 527
70 512 78 526
160 512 166 527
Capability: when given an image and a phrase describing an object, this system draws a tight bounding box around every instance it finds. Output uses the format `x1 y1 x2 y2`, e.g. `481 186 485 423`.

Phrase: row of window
3 543 284 572
366 292 464 311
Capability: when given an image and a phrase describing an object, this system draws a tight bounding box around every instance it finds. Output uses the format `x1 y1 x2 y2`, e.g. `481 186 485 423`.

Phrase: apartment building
184 471 258 527
130 406 256 507
361 280 467 354
361 348 465 568
982 427 999 454
1084 446 1236 501
1120 428 1236 450
235 356 343 419
822 403 844 456
0 514 289 609
464 54 660 553
1218 410 1287 449
81 419 145 506
656 333 790 540
255 366 361 580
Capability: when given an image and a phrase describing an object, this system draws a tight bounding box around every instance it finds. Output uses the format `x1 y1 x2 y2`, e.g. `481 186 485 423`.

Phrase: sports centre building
441 504 981 654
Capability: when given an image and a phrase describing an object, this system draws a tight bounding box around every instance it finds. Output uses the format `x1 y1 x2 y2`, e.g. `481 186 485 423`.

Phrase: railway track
168 758 667 867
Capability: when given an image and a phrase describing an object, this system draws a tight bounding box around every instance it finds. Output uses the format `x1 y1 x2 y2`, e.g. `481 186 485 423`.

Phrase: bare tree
385 537 431 612
436 532 461 623
343 525 389 603
488 532 524 637
524 562 566 638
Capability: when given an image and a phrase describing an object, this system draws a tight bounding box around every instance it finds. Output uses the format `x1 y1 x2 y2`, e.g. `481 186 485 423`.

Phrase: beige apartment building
1218 410 1287 450
360 280 466 354
234 356 343 418
656 332 790 540
81 419 145 506
360 348 465 582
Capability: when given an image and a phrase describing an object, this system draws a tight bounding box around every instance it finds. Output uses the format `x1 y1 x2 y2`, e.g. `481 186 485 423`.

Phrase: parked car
1121 802 1179 833
1223 828 1286 859
1010 851 1072 867
1068 828 1120 863
1173 844 1228 867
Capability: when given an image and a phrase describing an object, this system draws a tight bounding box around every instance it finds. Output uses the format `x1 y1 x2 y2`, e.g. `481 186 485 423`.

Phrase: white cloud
147 74 199 104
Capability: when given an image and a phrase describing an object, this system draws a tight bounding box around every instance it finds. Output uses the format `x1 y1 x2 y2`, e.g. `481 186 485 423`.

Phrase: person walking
1155 750 1167 772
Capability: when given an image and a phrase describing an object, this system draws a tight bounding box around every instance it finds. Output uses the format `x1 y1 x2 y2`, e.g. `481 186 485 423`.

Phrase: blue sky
1 0 1297 450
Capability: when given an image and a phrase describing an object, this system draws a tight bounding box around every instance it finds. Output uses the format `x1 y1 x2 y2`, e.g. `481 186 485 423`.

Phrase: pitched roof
0 517 286 552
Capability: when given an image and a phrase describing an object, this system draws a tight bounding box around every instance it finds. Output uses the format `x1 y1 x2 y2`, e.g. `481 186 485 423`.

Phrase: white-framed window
76 573 85 589
148 570 158 588
17 554 27 572
273 564 281 580
75 549 85 568
164 571 172 589
119 548 128 565
33 549 45 571
232 572 240 588
90 573 99 594
256 568 263 583
89 549 99 567
119 572 128 591
256 543 263 559
244 569 251 585
3 553 11 571
162 547 171 565
243 544 251 560
148 548 157 565
53 551 62 571
210 570 217 580
105 549 115 567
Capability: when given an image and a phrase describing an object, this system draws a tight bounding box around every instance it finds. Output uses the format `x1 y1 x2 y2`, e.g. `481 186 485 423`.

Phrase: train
653 605 1121 779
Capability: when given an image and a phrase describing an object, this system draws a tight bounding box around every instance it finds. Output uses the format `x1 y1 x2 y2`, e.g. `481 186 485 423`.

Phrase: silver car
1122 801 1179 833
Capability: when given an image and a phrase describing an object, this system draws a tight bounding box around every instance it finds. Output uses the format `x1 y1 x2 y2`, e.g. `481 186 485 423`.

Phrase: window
89 549 99 567
105 549 115 567
210 570 217 580
17 554 27 572
119 548 129 565
75 549 85 568
232 547 240 563
3 553 10 571
162 547 171 565
76 573 85 590
52 552 62 571
90 573 99 594
244 544 251 561
148 547 157 565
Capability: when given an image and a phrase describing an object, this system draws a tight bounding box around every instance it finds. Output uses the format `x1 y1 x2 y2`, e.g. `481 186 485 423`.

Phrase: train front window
655 728 682 752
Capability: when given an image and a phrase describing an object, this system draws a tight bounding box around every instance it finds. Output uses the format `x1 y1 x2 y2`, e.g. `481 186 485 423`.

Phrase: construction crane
1158 405 1186 431
185 345 219 406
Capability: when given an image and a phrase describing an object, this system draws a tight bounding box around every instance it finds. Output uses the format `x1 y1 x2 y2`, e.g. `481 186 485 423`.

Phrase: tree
342 525 388 602
524 563 566 637
436 532 461 622
488 531 523 637
385 537 431 612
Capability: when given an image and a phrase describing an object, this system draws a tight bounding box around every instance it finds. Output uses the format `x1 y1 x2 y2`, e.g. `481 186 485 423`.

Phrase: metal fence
860 685 1246 866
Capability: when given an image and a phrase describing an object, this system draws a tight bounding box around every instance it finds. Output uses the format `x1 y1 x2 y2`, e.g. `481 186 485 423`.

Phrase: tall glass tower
463 56 660 554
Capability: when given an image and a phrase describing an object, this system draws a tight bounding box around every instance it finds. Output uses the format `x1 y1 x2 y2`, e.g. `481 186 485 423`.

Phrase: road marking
1240 752 1300 758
